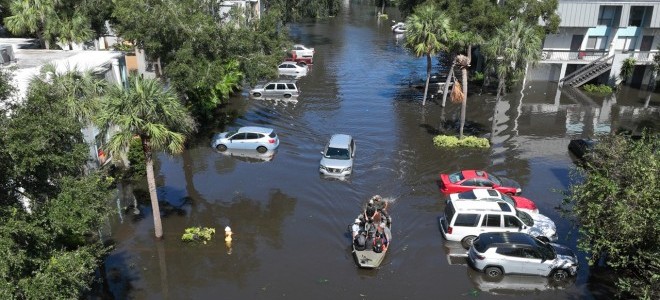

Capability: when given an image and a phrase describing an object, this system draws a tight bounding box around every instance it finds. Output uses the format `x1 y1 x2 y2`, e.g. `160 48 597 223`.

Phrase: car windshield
500 194 516 207
448 172 464 183
487 173 503 185
325 147 350 160
457 191 477 199
226 131 237 137
535 239 556 259
516 210 534 226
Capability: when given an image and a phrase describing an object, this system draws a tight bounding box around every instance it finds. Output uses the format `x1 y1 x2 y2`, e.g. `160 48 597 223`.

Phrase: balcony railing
541 50 609 62
616 50 658 63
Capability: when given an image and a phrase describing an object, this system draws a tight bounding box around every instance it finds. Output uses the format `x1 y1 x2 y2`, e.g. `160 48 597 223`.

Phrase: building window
587 36 607 50
619 37 636 51
598 6 621 27
629 6 652 27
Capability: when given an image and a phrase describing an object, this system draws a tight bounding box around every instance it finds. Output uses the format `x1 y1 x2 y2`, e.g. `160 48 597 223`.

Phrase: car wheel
253 92 262 97
485 266 503 279
461 235 477 249
256 146 268 153
551 269 569 282
216 144 228 152
283 94 292 99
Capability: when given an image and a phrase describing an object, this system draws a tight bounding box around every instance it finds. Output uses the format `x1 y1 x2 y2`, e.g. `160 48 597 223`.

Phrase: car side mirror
320 151 324 155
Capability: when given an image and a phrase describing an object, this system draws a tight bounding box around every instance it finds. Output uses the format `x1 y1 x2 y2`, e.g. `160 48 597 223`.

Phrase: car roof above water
450 198 514 212
476 232 537 248
328 134 352 148
237 126 274 134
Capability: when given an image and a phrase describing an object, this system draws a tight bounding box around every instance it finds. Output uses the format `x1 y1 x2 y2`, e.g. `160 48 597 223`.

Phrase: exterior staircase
559 54 615 88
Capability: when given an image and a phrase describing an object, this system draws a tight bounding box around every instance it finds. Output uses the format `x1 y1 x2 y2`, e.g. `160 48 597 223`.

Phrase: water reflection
216 148 277 163
467 267 576 295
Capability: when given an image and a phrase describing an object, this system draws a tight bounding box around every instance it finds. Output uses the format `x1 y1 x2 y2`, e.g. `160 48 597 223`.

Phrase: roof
237 126 274 134
469 189 501 199
0 40 124 104
450 199 514 212
462 170 489 179
476 232 535 247
328 134 352 148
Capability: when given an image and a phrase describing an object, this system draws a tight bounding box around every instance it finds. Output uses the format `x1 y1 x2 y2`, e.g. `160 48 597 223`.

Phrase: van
438 199 557 249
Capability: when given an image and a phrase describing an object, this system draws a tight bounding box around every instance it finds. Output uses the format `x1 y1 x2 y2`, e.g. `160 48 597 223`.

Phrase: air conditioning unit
0 45 16 65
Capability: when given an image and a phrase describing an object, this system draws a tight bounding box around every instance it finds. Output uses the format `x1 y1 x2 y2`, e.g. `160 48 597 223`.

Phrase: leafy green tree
4 0 57 48
97 75 196 238
265 0 340 22
404 3 452 106
483 18 541 139
564 133 659 299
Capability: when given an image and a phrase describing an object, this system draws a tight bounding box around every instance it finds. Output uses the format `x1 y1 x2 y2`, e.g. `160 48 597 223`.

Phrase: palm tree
56 13 95 50
98 75 196 238
455 53 470 138
483 19 542 140
4 0 57 49
404 4 452 106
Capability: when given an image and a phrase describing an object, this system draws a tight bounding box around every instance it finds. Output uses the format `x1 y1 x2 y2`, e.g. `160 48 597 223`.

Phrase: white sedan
277 62 308 77
292 44 314 57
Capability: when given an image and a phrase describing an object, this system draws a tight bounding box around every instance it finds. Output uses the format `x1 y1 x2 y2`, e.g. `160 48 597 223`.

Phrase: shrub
582 84 613 95
472 71 484 83
182 227 216 244
433 135 490 148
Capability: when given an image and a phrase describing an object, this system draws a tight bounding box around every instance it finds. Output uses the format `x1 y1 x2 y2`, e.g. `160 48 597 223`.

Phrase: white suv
319 134 355 177
439 199 557 249
468 232 578 282
250 81 299 99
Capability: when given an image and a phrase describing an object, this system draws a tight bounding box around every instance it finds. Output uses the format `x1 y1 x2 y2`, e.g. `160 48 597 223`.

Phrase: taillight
475 253 485 260
268 139 275 144
447 226 453 234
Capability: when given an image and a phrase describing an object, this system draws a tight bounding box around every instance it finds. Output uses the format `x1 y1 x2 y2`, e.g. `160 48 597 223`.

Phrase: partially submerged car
250 81 299 99
449 189 539 214
568 138 596 159
277 61 308 77
291 44 315 58
439 170 522 195
211 126 280 153
467 232 578 282
320 134 355 177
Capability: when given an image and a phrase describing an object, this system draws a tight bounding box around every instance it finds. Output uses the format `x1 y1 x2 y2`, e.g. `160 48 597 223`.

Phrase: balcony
541 50 609 63
616 50 659 64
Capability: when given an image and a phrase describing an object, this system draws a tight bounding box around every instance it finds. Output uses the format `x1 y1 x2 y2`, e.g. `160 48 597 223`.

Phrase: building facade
529 0 660 88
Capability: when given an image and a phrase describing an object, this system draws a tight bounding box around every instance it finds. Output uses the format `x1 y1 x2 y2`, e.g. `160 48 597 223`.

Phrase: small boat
391 22 406 34
348 197 393 268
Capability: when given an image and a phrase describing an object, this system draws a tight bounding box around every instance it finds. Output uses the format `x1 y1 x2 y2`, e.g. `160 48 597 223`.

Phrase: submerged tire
485 266 503 279
216 144 228 152
253 92 262 97
256 146 267 153
551 269 569 281
283 94 292 99
461 235 477 249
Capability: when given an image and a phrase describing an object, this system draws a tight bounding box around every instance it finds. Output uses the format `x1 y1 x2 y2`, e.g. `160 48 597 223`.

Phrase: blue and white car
211 126 280 153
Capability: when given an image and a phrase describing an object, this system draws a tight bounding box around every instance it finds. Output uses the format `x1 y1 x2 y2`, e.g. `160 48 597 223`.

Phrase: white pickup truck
292 44 314 58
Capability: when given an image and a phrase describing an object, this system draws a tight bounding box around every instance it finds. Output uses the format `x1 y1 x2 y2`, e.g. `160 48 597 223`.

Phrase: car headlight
343 167 352 172
320 165 327 171
515 188 522 194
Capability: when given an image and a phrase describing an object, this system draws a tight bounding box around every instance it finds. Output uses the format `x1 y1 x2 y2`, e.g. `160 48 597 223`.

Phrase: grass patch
582 84 613 95
433 135 490 148
182 227 216 244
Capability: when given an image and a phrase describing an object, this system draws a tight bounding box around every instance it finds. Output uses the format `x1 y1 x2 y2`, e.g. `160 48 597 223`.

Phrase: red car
439 170 522 195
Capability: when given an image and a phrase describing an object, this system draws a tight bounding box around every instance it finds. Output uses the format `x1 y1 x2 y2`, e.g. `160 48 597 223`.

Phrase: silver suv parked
467 232 578 282
250 80 299 99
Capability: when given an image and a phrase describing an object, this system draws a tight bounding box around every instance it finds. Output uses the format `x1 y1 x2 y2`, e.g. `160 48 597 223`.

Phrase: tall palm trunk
422 53 431 106
441 63 454 107
490 76 506 142
459 67 467 138
142 137 163 238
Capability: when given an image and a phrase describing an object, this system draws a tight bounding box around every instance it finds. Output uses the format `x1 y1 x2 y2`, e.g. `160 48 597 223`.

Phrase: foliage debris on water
433 135 490 148
182 227 216 244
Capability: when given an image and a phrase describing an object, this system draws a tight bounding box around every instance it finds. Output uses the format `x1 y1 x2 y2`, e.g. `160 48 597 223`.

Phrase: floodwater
99 2 659 299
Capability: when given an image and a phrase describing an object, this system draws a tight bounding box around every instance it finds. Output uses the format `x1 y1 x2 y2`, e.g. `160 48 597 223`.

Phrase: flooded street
101 2 659 299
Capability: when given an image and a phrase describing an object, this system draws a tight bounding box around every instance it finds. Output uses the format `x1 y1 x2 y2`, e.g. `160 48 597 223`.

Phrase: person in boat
373 232 385 253
371 195 391 226
351 218 362 239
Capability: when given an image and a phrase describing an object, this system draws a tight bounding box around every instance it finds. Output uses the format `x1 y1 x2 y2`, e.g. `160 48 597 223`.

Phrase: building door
640 36 653 51
570 35 583 51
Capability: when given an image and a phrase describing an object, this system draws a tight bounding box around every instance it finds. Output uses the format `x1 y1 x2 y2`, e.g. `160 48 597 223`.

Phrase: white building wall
543 28 590 50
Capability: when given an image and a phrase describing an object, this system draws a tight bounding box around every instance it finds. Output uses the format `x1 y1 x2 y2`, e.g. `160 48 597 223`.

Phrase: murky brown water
99 2 660 299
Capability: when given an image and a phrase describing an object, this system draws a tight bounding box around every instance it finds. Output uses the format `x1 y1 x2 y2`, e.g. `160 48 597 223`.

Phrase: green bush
472 71 484 83
582 84 613 95
181 227 216 244
433 135 490 148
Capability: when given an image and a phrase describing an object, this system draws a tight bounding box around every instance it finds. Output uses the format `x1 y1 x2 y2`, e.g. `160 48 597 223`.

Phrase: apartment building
529 0 660 88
